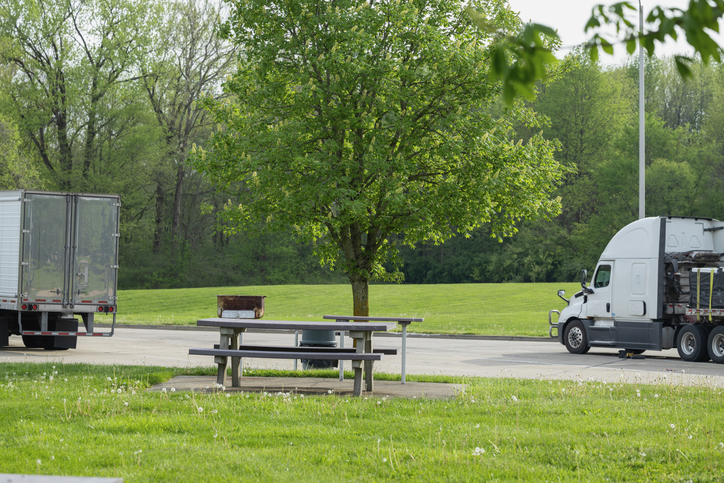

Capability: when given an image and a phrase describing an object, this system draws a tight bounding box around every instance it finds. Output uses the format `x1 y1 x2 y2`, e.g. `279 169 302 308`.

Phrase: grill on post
216 295 266 319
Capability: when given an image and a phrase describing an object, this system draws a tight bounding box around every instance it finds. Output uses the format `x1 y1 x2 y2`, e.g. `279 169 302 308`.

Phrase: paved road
2 326 724 386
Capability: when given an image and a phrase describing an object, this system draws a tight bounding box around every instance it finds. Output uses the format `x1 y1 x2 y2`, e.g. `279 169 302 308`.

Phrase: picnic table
190 318 395 396
323 315 423 384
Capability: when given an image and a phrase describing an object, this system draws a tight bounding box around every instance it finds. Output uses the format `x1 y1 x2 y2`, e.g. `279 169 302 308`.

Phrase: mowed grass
2 362 724 481
105 283 580 337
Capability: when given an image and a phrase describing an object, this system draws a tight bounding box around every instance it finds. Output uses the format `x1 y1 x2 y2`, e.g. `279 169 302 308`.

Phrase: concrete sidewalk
150 375 466 399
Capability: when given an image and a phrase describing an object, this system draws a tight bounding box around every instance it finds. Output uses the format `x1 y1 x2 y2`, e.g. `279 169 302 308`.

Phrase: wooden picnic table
192 318 396 396
323 315 423 384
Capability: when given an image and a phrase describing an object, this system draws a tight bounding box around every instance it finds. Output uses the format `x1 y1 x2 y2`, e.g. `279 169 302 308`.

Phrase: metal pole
294 331 298 371
339 331 344 381
401 323 408 384
639 0 646 219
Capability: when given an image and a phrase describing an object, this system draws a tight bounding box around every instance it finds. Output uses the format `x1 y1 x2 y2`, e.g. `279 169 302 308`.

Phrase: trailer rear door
21 193 68 304
70 195 119 306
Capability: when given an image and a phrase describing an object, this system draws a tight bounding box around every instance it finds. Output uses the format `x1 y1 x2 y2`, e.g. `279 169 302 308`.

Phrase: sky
506 0 706 64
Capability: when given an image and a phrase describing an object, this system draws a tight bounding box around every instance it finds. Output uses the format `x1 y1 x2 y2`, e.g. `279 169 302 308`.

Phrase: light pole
639 0 645 219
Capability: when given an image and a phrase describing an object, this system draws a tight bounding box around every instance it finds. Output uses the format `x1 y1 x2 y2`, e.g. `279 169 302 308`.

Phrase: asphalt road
2 326 724 387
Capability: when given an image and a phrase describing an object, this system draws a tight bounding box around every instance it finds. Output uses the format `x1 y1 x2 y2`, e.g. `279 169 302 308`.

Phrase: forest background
1 0 723 290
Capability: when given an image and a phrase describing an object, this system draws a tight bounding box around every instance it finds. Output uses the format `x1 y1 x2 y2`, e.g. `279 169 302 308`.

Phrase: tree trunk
171 162 185 256
153 179 165 254
350 276 369 317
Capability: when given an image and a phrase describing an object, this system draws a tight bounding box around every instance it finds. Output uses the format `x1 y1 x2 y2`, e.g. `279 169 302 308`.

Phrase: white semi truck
551 216 724 363
0 190 119 350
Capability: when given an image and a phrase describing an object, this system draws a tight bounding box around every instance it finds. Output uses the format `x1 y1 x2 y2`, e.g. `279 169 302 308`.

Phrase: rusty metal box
216 295 265 319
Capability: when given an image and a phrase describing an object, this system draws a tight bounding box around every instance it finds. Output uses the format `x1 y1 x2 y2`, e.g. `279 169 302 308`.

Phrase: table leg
349 331 365 396
230 329 242 387
364 332 373 392
216 329 231 386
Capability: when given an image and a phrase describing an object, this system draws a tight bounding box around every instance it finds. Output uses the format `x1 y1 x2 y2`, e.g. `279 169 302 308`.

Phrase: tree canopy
193 0 567 314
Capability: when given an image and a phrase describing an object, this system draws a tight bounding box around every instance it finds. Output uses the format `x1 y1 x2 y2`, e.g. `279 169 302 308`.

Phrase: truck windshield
594 265 611 288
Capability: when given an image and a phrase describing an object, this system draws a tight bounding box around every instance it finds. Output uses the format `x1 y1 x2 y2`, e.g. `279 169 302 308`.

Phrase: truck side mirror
580 269 594 294
557 290 569 303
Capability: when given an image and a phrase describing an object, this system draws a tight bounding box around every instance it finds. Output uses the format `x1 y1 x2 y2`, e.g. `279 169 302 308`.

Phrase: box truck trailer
0 190 119 350
550 216 724 363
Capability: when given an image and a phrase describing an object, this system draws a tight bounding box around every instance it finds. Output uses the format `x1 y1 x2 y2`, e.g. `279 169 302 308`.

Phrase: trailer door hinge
111 233 120 238
112 202 121 207
22 229 30 234
110 265 119 269
20 261 29 266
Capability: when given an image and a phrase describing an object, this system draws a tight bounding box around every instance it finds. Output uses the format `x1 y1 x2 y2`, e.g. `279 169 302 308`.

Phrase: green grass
106 283 580 337
1 363 724 481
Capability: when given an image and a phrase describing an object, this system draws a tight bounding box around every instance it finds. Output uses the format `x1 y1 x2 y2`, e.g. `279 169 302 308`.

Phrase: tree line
1 0 722 289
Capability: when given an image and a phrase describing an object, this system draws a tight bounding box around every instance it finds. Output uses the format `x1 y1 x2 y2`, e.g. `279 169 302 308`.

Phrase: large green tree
194 0 566 315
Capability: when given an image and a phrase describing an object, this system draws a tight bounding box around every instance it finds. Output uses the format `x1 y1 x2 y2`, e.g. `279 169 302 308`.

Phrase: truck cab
552 216 724 362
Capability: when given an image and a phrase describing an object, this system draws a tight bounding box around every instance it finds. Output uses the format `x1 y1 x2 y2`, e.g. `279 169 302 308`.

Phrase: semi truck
0 190 119 350
550 215 724 363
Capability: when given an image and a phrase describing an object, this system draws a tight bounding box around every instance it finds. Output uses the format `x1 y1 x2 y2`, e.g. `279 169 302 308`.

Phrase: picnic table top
197 318 396 332
323 315 424 323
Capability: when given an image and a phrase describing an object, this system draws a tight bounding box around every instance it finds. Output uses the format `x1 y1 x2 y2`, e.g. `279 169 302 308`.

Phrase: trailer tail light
21 304 27 310
21 304 38 311
98 305 115 313
32 304 38 310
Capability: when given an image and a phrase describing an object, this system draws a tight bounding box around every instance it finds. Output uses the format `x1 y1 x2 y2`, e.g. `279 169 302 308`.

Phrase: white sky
506 0 710 64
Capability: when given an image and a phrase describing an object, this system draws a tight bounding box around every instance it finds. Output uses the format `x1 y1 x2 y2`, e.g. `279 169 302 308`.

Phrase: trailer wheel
564 320 590 354
677 325 710 362
707 326 724 364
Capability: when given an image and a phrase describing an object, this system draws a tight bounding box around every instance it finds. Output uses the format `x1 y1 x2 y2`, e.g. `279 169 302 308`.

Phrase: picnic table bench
323 315 423 384
190 318 395 396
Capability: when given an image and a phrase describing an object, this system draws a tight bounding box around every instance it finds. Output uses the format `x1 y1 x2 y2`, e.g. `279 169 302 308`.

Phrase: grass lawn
105 283 581 337
1 363 723 481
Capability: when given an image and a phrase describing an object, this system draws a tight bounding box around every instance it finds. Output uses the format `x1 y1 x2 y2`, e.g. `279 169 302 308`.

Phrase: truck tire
677 325 710 362
564 320 590 354
707 326 724 364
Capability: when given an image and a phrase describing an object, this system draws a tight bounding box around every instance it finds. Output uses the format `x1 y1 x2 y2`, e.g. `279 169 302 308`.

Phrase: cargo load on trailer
549 216 724 363
0 190 119 350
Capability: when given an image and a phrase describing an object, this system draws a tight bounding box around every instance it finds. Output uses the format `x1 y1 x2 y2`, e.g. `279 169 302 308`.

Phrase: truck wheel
564 320 590 354
708 326 724 364
677 325 710 362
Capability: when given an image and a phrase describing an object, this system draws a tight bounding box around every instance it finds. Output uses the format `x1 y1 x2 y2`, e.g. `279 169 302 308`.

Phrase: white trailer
551 216 724 362
0 190 119 350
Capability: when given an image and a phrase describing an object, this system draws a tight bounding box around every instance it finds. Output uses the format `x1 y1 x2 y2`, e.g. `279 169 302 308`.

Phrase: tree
141 0 238 255
194 0 566 315
0 0 162 190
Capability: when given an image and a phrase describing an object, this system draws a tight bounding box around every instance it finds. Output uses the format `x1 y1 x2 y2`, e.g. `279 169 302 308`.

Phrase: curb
94 323 557 343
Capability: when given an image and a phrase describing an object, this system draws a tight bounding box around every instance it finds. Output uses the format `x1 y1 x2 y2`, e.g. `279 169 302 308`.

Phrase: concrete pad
150 375 465 399
0 476 122 483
